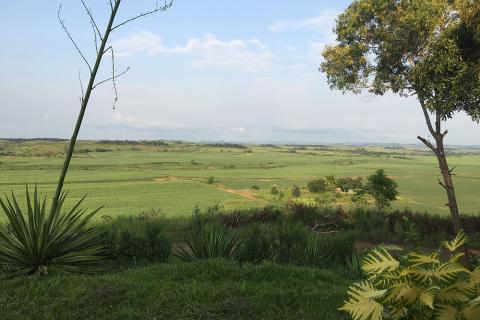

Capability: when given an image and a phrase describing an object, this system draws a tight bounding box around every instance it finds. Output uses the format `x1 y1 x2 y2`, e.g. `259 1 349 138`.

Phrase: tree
366 169 398 211
321 0 480 234
51 0 173 213
307 178 326 193
291 185 301 198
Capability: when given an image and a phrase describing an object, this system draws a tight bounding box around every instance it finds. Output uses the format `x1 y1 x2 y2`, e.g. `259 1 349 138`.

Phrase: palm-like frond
442 230 468 252
0 187 105 278
340 281 385 320
362 247 400 278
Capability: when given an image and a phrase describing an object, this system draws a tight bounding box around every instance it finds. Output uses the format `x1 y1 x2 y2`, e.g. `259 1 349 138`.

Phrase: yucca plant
340 231 480 320
0 187 105 278
176 223 242 261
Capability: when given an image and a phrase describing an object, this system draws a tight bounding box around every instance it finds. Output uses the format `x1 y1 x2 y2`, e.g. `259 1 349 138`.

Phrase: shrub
273 222 310 264
315 192 336 209
366 169 398 210
207 176 215 184
325 175 337 192
0 187 105 278
104 213 171 263
221 206 282 228
298 232 356 268
176 223 242 261
291 185 301 197
340 231 480 320
307 178 326 193
251 185 260 190
238 224 274 263
270 185 279 195
337 177 363 192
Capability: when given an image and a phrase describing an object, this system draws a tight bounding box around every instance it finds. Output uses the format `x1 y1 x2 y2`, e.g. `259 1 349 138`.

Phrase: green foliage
207 176 215 185
316 192 337 209
176 223 242 261
337 177 363 192
251 185 260 190
291 184 301 197
103 213 171 263
366 170 398 210
341 231 480 320
270 185 279 195
0 187 105 278
307 178 327 193
326 175 338 192
321 0 480 121
238 224 274 263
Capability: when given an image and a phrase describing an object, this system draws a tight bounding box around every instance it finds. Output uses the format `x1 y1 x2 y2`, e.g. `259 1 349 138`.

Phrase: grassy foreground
0 260 350 320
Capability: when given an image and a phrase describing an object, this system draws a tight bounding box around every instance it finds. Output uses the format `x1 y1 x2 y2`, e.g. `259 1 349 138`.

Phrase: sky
0 0 479 145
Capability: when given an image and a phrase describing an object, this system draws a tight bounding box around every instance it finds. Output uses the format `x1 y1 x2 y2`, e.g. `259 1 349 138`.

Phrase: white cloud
112 31 274 72
269 10 338 32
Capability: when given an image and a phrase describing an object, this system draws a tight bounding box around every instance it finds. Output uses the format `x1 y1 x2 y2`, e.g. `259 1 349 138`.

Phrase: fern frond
442 230 468 252
462 301 480 320
435 305 458 320
419 286 440 309
434 263 470 283
362 247 400 278
408 252 440 267
469 267 480 284
340 281 385 320
384 282 419 304
438 283 472 304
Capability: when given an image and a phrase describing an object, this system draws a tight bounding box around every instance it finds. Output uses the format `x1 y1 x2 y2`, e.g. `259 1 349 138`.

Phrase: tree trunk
433 136 462 233
417 102 471 269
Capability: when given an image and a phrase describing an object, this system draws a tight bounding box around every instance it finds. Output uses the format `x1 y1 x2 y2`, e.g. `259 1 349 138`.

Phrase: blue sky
1 0 479 144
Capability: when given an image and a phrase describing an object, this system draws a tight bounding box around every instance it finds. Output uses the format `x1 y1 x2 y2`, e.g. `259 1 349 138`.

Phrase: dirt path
217 185 257 200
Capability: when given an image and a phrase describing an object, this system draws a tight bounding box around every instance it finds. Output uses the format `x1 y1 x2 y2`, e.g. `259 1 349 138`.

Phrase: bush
315 192 336 209
104 213 171 263
221 206 282 228
0 187 105 277
299 232 357 268
336 177 363 192
207 176 215 184
270 185 279 195
251 185 260 190
176 223 242 261
238 224 274 263
291 185 301 197
307 178 326 193
341 232 480 320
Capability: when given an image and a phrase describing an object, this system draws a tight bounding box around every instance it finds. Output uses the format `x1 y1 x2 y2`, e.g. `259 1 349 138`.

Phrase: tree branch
417 136 437 153
111 1 174 31
438 178 447 190
58 4 92 74
80 0 103 40
419 99 437 137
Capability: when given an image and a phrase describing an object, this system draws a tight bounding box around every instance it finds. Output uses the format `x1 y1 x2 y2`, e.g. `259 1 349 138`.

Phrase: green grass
0 259 351 320
1 140 479 218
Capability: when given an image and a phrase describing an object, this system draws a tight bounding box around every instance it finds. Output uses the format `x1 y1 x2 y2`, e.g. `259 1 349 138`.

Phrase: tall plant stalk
51 0 173 212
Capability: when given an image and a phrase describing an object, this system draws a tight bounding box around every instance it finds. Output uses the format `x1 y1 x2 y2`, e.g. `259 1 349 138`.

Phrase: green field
1 139 479 218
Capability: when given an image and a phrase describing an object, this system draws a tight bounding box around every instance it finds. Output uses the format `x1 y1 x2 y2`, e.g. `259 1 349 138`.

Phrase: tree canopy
321 0 480 121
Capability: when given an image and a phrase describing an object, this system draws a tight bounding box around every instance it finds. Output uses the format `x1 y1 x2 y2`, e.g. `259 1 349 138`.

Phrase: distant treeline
1 138 68 143
200 143 247 149
96 140 169 146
